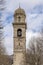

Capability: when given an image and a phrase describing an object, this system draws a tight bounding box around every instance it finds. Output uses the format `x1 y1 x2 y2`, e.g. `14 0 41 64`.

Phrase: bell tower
13 7 27 65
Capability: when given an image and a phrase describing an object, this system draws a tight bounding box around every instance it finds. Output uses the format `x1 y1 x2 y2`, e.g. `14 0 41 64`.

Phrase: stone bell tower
13 7 27 65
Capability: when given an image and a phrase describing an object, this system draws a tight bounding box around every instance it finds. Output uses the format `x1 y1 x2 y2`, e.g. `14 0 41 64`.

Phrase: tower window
18 16 21 22
17 29 22 37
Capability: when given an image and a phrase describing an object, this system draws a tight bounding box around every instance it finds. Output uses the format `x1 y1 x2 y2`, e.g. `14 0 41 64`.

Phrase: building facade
13 7 27 65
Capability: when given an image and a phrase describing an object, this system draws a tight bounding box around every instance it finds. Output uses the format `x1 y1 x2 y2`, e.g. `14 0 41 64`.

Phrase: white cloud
27 14 43 32
26 31 36 47
6 0 43 12
26 31 41 48
4 23 13 37
4 37 13 55
4 23 13 55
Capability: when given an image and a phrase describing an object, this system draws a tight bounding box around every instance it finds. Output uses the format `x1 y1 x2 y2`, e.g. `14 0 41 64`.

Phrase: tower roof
14 7 26 16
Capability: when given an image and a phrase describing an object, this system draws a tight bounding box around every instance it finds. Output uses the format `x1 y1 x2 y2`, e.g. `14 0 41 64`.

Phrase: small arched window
18 16 21 22
17 29 22 37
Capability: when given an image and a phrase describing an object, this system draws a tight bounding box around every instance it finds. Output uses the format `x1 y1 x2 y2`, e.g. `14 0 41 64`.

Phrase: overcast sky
1 0 43 55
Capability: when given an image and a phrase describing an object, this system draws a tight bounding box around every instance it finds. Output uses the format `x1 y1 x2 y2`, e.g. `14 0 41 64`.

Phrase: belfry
13 7 27 65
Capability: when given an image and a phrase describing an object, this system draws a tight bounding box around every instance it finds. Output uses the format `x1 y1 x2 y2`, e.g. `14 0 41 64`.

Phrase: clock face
17 29 22 37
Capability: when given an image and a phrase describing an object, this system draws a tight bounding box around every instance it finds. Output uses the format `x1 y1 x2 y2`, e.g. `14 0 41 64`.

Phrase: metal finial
19 3 20 8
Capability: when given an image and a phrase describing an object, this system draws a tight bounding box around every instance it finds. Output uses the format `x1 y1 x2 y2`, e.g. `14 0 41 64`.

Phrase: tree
0 41 6 55
26 35 43 65
0 0 6 55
